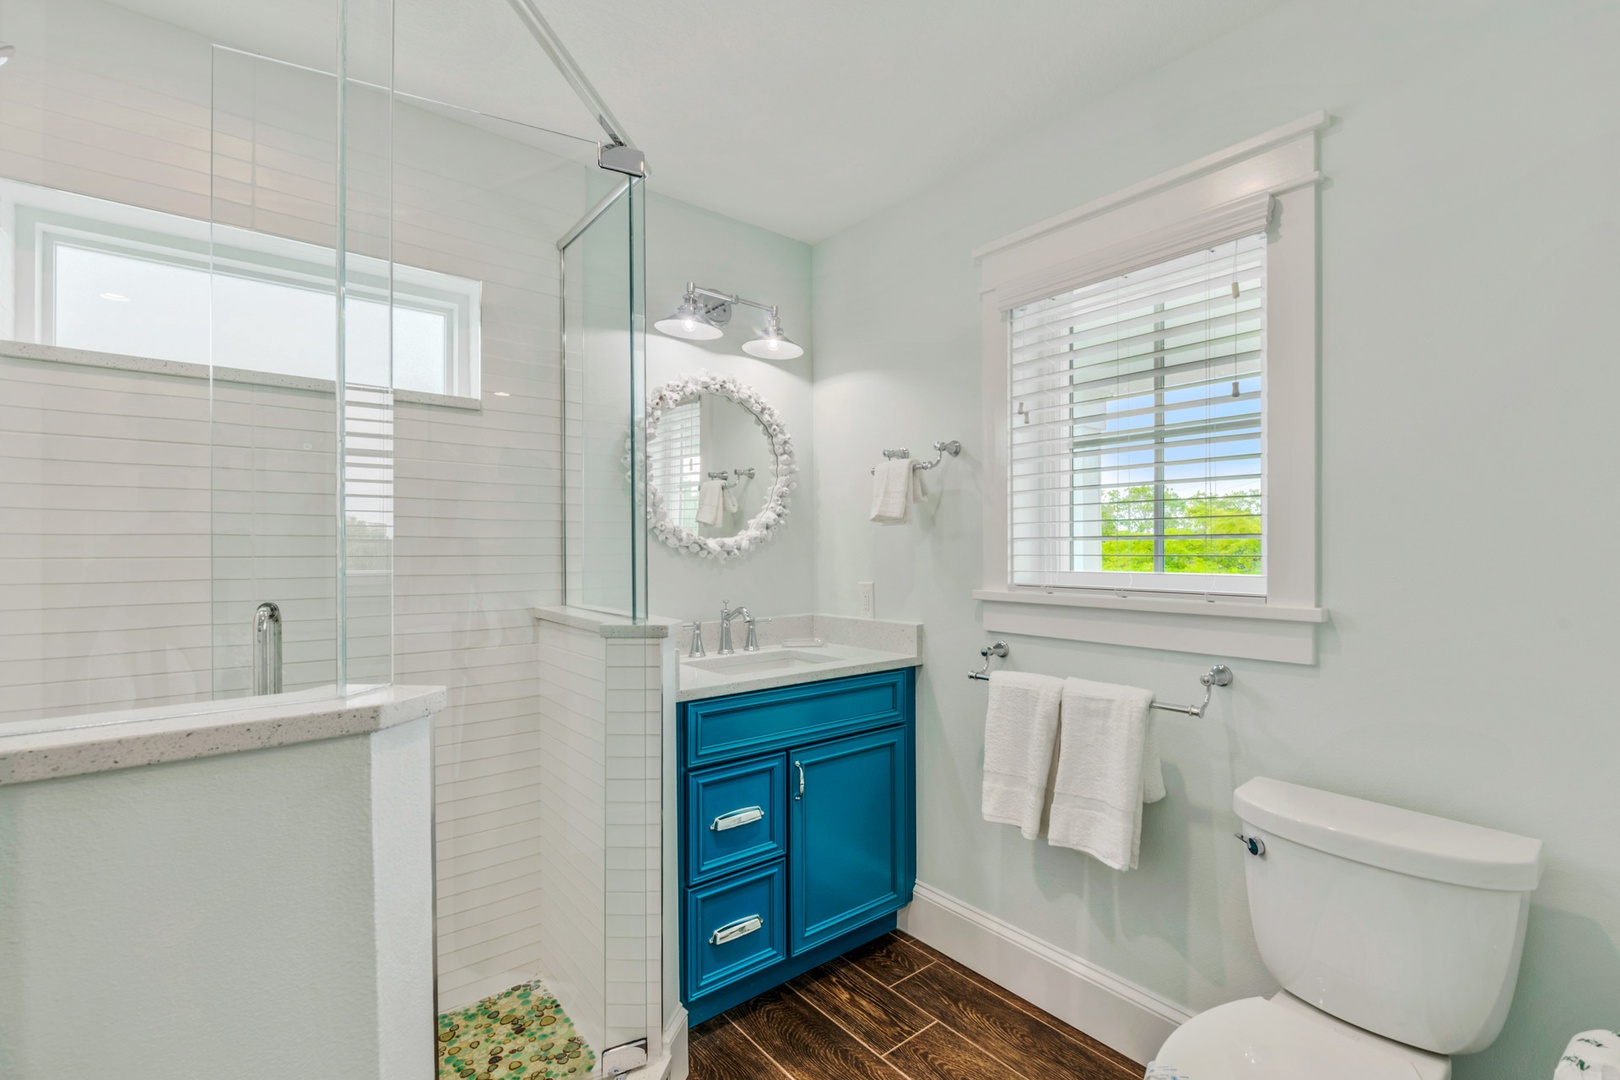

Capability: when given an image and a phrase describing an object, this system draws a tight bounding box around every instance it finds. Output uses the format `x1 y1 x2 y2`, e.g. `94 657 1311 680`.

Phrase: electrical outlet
858 581 874 619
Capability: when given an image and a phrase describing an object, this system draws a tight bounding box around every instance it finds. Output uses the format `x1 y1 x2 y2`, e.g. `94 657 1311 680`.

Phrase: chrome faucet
718 600 758 655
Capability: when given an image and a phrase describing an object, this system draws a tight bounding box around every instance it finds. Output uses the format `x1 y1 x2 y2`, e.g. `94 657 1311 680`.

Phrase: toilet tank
1235 778 1541 1056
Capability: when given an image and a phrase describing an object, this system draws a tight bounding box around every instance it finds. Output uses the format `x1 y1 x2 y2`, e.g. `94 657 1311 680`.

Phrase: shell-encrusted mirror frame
640 373 796 560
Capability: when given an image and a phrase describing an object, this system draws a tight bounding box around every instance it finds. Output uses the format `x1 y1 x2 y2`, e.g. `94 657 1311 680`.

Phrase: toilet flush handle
1235 833 1266 857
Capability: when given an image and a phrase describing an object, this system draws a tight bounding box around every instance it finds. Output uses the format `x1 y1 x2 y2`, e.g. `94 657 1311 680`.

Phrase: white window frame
2 178 481 400
975 112 1329 664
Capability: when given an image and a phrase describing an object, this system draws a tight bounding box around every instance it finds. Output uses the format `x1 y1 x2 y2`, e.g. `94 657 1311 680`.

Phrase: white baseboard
898 882 1191 1067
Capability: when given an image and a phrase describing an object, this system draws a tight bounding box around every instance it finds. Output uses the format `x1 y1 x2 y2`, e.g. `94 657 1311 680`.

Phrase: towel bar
967 641 1233 718
870 439 962 474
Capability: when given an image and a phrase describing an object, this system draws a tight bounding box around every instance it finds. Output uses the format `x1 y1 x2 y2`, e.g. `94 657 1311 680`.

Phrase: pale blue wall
808 0 1620 1074
645 193 815 625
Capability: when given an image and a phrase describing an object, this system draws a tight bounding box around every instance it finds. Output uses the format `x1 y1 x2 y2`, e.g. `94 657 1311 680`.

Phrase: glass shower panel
208 48 343 698
381 79 622 1064
0 0 227 723
340 0 397 691
206 0 397 700
562 178 649 621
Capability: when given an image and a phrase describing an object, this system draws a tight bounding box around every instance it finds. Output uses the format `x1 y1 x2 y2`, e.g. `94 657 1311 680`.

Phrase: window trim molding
0 339 483 411
978 112 1328 664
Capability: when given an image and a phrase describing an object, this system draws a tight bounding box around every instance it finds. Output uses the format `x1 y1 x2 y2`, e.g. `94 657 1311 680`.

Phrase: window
650 400 703 531
4 178 481 397
975 113 1326 663
1010 233 1266 597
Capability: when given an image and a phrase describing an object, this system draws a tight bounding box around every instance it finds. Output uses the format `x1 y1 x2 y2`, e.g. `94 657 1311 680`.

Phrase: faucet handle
685 621 705 658
744 621 759 652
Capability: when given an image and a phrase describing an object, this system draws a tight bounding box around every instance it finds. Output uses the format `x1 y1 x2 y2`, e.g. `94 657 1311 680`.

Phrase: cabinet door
789 725 908 954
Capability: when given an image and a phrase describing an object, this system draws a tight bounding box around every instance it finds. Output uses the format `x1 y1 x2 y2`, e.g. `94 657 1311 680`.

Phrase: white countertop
672 614 922 702
0 684 447 785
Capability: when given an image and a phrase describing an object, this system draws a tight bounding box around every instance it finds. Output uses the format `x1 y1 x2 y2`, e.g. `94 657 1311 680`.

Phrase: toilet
1152 777 1543 1079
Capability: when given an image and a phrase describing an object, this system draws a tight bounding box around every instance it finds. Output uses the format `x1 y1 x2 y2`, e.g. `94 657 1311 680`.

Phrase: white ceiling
107 0 1286 242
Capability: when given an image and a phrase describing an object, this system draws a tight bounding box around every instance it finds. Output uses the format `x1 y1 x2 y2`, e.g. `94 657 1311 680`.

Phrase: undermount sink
682 648 838 675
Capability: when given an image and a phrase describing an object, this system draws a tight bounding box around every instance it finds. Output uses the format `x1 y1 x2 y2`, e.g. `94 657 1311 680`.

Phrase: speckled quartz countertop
673 614 922 702
0 683 447 785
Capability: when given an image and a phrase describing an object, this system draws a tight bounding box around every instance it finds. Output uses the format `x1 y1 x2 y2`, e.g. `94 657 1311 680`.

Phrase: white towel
869 460 926 524
695 479 726 526
869 459 914 524
1047 677 1158 870
1557 1031 1620 1080
981 671 1064 838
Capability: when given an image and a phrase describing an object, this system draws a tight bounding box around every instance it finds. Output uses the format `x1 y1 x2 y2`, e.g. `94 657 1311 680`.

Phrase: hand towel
1047 677 1157 870
695 479 726 526
1557 1031 1620 1080
869 459 915 524
981 670 1065 838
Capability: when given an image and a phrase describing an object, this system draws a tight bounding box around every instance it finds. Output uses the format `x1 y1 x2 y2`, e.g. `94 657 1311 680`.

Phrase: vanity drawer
684 669 910 766
685 860 787 999
687 754 786 884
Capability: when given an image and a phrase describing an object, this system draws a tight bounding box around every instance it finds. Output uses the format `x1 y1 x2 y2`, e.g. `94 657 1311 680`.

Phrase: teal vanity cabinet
678 667 917 1025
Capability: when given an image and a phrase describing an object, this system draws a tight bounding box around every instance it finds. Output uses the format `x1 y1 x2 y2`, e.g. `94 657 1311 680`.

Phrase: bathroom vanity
675 617 920 1025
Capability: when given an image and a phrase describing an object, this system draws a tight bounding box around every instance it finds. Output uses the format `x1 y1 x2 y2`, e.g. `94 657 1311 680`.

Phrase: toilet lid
1152 997 1447 1080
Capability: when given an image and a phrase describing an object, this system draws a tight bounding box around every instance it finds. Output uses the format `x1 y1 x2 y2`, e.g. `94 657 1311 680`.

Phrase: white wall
645 195 815 626
809 0 1620 1074
0 719 435 1080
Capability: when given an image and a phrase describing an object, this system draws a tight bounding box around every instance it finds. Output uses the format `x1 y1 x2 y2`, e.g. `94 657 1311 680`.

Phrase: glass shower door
562 175 649 622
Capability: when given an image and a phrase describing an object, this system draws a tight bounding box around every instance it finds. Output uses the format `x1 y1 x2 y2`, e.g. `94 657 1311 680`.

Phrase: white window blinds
1008 232 1267 597
651 400 703 531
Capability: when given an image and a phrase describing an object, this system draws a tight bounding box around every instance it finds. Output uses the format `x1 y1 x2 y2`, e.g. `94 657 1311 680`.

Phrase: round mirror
642 374 796 560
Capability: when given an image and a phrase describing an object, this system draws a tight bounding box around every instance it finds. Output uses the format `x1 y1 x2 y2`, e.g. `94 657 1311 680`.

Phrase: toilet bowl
1155 993 1450 1079
1147 778 1542 1080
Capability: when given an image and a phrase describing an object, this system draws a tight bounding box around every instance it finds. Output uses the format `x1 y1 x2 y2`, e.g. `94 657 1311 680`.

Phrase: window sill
973 588 1327 665
0 340 482 411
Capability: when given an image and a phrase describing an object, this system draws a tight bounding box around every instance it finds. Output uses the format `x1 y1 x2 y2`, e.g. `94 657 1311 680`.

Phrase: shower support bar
503 0 637 155
558 178 632 251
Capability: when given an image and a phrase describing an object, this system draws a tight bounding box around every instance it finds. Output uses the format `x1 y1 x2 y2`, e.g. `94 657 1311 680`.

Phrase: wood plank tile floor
689 931 1144 1080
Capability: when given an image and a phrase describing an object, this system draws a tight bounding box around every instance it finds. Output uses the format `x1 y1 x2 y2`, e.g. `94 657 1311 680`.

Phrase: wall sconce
654 282 804 361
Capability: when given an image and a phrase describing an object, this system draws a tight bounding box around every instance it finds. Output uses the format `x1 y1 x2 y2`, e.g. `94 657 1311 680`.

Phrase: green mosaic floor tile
438 980 595 1080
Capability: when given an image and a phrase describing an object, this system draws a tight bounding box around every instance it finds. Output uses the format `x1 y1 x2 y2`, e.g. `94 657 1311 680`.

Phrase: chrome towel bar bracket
968 641 1009 680
966 640 1233 718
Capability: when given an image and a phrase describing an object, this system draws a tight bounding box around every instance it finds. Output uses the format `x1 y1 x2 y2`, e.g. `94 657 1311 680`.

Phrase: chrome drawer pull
708 915 763 946
794 760 805 800
710 806 764 832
